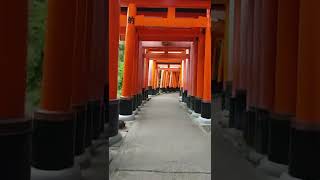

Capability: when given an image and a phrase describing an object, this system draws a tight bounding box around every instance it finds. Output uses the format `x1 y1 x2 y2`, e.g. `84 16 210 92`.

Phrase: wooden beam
120 14 208 28
147 47 187 52
145 52 189 59
156 59 182 63
158 68 181 72
141 41 192 48
120 26 200 41
120 0 211 9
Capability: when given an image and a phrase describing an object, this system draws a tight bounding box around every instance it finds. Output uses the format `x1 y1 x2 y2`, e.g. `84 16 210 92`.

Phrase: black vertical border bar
210 0 214 177
106 0 110 179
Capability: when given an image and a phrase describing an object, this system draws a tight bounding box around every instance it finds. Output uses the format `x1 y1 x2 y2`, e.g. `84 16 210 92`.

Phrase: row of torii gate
0 0 213 180
222 0 320 180
111 2 213 121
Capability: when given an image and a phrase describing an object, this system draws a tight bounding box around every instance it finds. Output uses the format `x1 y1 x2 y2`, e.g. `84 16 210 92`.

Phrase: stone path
110 93 211 180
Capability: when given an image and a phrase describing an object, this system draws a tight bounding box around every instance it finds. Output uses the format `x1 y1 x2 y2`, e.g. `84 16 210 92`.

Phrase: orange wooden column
83 0 94 148
155 66 160 92
287 1 320 179
265 0 299 167
248 0 263 152
233 0 249 131
32 0 77 171
137 41 144 107
245 0 254 109
231 0 241 97
96 0 108 135
242 0 255 147
169 70 171 88
131 37 138 111
160 70 164 89
0 1 30 179
201 9 212 119
143 57 149 99
108 0 120 138
150 60 156 94
148 60 154 94
183 59 187 92
251 0 262 111
179 65 183 92
181 60 185 90
239 0 248 93
255 0 278 155
120 3 136 115
223 0 230 89
71 0 89 157
186 57 192 107
229 0 241 128
195 30 205 114
191 40 198 111
89 0 103 140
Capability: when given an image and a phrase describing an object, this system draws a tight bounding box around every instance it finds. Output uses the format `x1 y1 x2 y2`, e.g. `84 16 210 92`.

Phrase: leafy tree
26 0 47 111
118 41 125 97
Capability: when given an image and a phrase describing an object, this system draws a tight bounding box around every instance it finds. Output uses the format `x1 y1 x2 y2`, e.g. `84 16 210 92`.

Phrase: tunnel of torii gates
2 0 320 180
110 1 213 125
216 0 320 180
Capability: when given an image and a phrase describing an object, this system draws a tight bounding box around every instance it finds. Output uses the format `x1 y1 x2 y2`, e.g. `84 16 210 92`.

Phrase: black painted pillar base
135 95 138 108
139 93 143 106
100 103 105 133
32 110 75 170
144 89 148 100
254 108 269 155
147 86 153 95
235 90 247 130
225 81 233 110
221 92 226 111
186 96 191 108
137 94 141 107
119 97 133 115
107 99 119 138
0 119 31 180
244 107 257 147
201 101 211 119
268 113 291 165
190 96 195 111
132 95 137 111
229 97 236 128
85 102 93 147
194 97 202 114
151 89 155 95
72 104 87 156
182 90 187 103
288 125 320 180
91 100 101 140
136 94 140 107
142 88 146 100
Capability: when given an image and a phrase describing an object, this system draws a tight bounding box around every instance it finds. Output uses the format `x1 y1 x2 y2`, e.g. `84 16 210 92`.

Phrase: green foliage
26 0 47 108
118 42 125 97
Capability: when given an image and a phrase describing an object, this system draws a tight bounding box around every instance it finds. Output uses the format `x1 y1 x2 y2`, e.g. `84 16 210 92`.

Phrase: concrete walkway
110 93 211 180
213 123 275 180
212 98 276 180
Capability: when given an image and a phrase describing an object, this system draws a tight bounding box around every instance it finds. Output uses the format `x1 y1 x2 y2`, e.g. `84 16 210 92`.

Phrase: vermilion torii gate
215 0 320 179
108 0 212 126
1 1 113 180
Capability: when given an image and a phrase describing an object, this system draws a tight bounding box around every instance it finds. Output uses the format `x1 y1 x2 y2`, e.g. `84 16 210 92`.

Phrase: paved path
212 98 276 180
110 93 211 180
212 123 275 180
